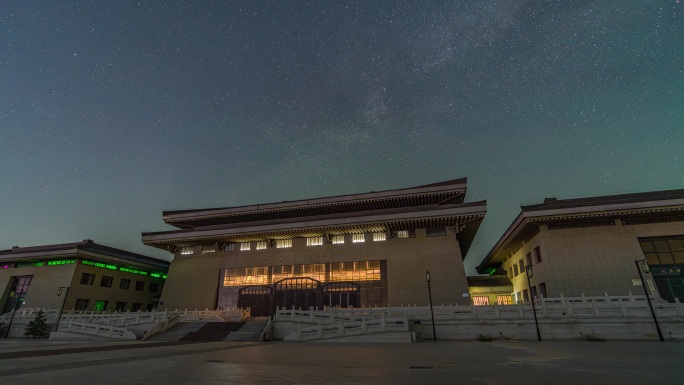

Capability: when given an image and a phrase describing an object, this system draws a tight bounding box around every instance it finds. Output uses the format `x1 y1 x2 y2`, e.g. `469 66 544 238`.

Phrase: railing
274 294 684 323
57 320 137 340
178 308 250 322
284 317 410 342
142 312 181 340
0 308 60 325
60 309 172 326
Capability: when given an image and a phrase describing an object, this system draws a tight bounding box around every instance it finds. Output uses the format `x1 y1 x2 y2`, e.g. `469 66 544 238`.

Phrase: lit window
202 245 216 254
307 237 323 246
277 239 292 248
396 230 408 239
352 234 365 243
180 247 194 255
224 244 235 252
256 241 267 250
373 233 386 242
472 296 490 306
332 235 345 244
240 242 251 251
497 296 513 305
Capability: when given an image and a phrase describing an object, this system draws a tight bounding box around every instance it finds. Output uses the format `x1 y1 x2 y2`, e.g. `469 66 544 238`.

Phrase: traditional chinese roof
0 240 169 270
142 178 487 258
476 188 684 274
162 177 468 229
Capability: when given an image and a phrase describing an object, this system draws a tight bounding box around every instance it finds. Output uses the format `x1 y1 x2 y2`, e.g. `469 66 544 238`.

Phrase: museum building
142 178 487 315
477 189 684 304
0 240 169 314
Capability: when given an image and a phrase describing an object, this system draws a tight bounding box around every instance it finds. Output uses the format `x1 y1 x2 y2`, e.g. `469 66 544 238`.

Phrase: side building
477 189 684 303
0 240 169 313
142 178 487 315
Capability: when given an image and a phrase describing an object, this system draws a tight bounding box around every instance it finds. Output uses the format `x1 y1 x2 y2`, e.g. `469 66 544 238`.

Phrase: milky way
1 1 682 273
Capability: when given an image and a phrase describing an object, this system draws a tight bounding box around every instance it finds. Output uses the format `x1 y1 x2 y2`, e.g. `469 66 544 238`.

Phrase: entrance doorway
274 278 321 311
322 282 360 308
237 286 273 317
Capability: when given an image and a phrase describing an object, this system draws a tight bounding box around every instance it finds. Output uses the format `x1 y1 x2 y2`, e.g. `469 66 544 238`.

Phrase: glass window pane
659 253 675 264
645 253 660 265
668 240 684 252
673 252 684 264
654 241 670 253
640 241 655 253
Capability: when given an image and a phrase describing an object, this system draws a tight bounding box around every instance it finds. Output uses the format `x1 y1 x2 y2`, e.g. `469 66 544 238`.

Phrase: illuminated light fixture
180 247 194 255
486 267 497 276
373 233 386 242
332 235 345 244
256 241 268 250
47 259 76 266
277 239 292 248
240 242 251 251
307 237 323 246
352 234 365 243
202 245 216 254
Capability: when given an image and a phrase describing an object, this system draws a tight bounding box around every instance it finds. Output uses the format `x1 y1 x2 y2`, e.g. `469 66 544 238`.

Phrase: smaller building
477 188 684 303
0 240 169 313
467 276 513 306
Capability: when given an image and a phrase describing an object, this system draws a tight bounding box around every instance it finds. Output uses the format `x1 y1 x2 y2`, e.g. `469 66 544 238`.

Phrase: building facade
477 189 684 303
142 178 486 315
0 240 169 314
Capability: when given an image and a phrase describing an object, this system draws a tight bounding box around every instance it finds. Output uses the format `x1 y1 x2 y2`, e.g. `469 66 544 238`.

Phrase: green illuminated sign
151 273 161 278
82 260 117 270
47 259 76 266
120 267 148 276
16 262 44 267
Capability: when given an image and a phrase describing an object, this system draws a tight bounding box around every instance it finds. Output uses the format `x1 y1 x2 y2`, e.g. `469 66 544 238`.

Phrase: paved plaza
0 339 682 384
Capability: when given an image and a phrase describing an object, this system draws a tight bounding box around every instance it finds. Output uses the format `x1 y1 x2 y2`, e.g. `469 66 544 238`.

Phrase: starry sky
1 1 682 274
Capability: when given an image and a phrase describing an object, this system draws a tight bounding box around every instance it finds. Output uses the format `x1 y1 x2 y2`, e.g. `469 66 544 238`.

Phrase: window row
74 299 155 312
471 295 513 306
181 228 444 255
507 246 543 279
80 273 158 293
514 282 547 303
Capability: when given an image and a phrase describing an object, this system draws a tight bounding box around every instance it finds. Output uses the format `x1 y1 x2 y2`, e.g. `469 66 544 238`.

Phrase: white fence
284 317 410 342
56 320 137 340
274 294 684 324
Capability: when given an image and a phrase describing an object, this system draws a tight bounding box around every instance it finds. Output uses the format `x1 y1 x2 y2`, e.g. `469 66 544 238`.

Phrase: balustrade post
676 298 684 317
517 302 523 318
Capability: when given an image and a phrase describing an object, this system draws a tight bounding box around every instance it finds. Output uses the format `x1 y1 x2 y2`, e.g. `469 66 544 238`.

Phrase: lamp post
56 286 70 329
426 270 437 342
525 266 542 341
3 291 24 339
635 259 664 341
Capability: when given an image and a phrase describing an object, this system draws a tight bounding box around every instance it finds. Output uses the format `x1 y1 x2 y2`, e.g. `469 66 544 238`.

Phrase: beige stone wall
158 229 471 310
0 263 166 312
502 220 684 301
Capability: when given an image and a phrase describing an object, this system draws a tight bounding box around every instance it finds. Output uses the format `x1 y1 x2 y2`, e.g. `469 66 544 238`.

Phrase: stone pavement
0 338 682 384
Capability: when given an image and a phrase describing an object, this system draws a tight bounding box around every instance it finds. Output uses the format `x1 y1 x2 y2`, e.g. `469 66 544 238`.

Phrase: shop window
95 300 108 312
426 228 447 237
80 273 95 285
534 246 542 263
74 299 89 311
100 276 113 288
120 279 131 290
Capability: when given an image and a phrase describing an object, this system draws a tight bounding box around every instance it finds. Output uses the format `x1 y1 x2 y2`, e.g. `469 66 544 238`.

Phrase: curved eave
477 201 684 274
163 181 467 227
143 204 487 258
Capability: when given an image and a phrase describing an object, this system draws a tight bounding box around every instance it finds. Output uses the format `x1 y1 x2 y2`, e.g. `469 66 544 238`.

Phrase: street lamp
525 266 542 341
635 259 664 341
426 270 437 342
56 286 70 329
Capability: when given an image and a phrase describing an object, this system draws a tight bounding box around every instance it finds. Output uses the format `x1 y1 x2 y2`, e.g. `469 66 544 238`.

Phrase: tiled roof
522 189 684 212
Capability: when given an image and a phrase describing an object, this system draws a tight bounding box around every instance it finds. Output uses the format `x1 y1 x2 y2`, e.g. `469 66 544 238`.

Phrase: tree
24 310 48 339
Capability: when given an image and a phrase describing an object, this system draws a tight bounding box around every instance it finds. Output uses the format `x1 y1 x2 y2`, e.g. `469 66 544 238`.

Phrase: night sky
2 1 682 274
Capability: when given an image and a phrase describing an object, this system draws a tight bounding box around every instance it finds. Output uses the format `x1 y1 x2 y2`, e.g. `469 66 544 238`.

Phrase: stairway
146 322 206 342
179 322 245 342
223 319 269 342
